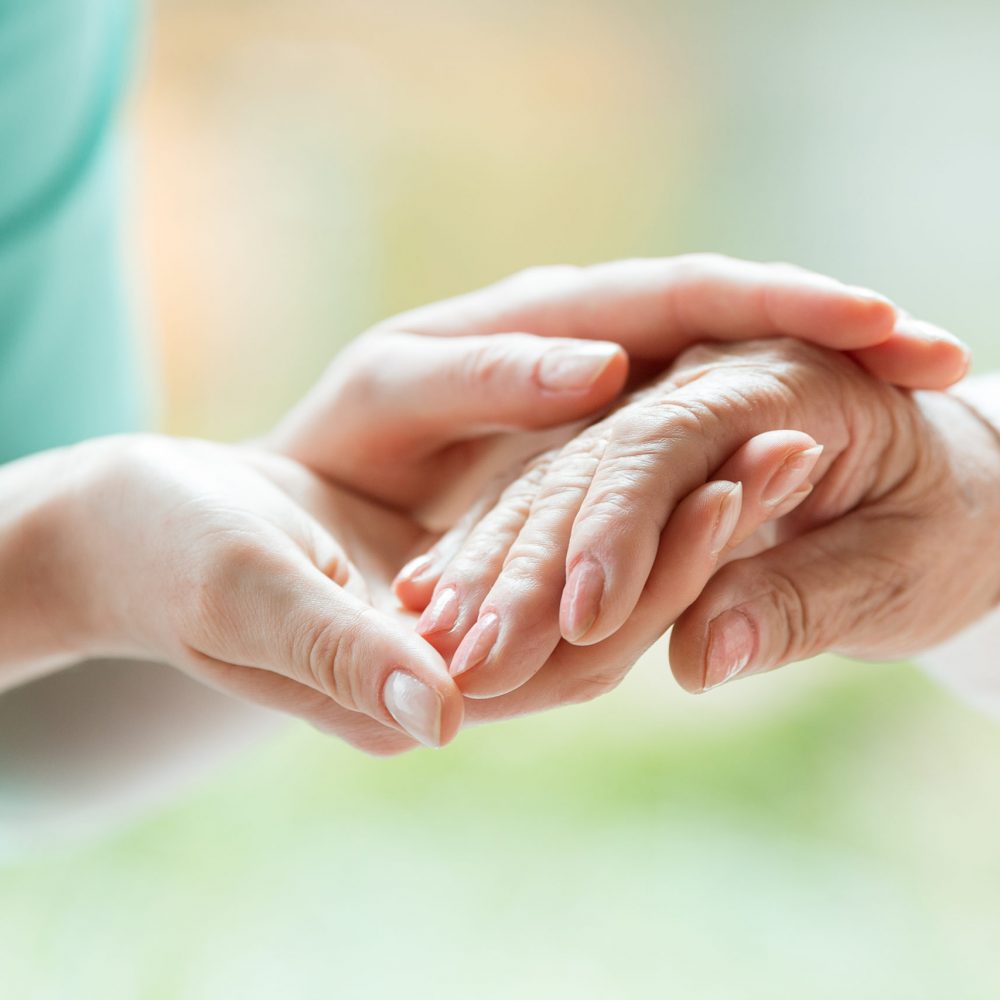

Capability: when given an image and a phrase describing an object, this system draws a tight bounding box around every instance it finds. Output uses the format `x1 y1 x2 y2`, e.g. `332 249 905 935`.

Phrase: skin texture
409 340 1000 707
2 436 461 753
0 426 823 757
271 255 969 527
0 256 975 759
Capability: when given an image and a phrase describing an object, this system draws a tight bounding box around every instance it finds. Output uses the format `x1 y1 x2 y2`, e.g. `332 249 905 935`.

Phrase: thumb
279 330 628 459
380 331 629 438
669 511 914 693
199 548 464 747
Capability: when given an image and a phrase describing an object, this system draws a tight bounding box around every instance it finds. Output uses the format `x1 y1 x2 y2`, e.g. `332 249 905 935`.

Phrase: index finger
385 255 896 355
382 256 969 390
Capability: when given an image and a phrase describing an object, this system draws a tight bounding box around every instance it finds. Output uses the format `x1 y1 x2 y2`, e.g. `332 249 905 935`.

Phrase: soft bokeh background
4 0 1000 996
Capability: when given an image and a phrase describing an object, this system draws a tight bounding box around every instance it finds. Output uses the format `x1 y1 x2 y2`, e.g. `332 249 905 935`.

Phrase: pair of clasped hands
58 255 990 754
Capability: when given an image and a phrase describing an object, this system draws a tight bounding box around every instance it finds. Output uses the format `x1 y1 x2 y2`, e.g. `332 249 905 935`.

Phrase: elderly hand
407 337 1000 710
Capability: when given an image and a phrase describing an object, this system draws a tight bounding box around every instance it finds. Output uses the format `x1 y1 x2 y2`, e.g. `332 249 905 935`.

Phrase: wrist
0 442 104 685
53 434 170 660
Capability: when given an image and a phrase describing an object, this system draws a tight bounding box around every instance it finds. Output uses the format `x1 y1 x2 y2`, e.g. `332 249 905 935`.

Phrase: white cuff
918 605 1000 719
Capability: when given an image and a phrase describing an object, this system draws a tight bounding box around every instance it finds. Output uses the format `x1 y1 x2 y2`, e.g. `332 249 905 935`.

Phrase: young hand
4 435 460 753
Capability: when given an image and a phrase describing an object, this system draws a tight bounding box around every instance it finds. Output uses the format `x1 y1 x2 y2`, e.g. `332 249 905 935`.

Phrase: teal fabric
0 0 146 464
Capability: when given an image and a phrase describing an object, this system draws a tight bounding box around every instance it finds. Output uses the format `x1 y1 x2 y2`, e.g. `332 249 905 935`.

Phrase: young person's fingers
391 254 968 390
276 330 627 460
850 315 971 389
195 547 464 748
387 256 900 358
191 660 419 757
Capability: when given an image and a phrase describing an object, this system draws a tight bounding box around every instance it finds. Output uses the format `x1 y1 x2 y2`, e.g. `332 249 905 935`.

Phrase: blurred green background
4 0 1000 996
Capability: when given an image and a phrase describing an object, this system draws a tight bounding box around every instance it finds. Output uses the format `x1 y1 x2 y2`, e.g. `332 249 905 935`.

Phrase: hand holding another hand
7 255 974 762
403 337 1000 713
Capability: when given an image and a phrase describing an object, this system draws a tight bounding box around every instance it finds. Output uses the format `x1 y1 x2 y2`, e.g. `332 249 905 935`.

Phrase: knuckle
760 567 814 664
301 606 373 708
461 343 510 391
501 539 562 582
446 470 552 577
609 396 720 471
327 334 399 410
715 560 813 666
577 486 643 526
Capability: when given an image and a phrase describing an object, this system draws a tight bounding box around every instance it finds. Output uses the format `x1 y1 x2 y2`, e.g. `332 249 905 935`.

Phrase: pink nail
417 586 459 636
396 552 436 587
536 344 620 392
383 670 443 748
450 612 500 677
769 482 813 519
560 557 604 642
761 446 823 508
710 482 743 556
703 609 756 690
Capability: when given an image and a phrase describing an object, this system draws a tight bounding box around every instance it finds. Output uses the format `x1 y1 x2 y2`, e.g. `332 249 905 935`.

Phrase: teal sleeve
0 0 148 465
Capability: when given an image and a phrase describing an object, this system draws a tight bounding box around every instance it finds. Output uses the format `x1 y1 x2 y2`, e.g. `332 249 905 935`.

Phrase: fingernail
450 612 499 677
383 670 443 748
703 609 756 691
710 482 743 556
396 552 436 586
761 445 823 508
896 316 972 364
561 556 605 642
769 482 813 519
536 343 620 392
897 317 973 356
417 586 459 636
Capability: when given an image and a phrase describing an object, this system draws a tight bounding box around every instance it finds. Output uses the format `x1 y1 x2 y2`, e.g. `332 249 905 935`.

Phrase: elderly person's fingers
386 256 966 385
437 430 820 698
192 662 419 757
404 458 553 658
393 439 564 609
557 342 867 648
558 429 825 641
667 390 1000 693
666 512 923 692
465 373 1000 729
455 464 808 722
